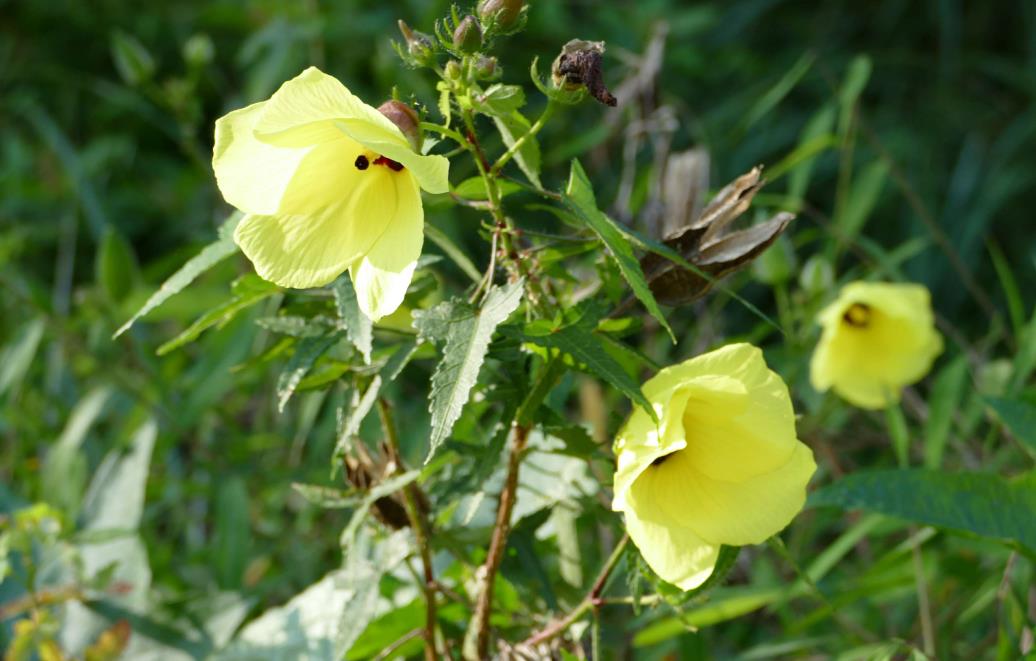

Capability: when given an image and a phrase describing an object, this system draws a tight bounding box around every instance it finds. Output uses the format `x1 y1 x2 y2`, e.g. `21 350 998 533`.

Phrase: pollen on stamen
372 155 405 171
354 155 370 170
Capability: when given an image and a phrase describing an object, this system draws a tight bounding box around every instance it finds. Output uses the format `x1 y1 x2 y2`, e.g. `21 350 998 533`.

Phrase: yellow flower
212 67 449 321
810 281 943 409
612 343 816 590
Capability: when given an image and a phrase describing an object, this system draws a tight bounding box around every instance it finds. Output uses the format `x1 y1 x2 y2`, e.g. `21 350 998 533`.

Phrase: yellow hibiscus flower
612 343 816 590
212 66 450 321
810 281 943 409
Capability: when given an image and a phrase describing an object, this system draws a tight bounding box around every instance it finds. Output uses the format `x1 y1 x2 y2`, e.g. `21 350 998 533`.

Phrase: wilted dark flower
640 166 794 305
344 439 429 530
551 39 617 107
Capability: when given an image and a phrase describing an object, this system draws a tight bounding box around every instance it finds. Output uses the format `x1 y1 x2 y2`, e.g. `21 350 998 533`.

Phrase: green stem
490 100 556 176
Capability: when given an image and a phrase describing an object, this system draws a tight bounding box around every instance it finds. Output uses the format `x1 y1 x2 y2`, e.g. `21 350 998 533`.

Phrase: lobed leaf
413 280 524 462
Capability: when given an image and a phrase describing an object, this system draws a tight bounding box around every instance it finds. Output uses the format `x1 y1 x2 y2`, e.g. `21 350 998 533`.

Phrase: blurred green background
3 0 1035 658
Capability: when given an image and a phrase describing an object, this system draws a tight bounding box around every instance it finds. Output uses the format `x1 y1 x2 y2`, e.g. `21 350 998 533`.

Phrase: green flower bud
397 20 436 66
444 59 463 82
453 15 482 54
182 34 214 68
378 99 422 152
473 55 500 80
477 0 525 33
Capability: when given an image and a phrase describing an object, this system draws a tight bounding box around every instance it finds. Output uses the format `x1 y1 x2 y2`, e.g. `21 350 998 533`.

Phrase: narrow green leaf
494 110 541 188
96 228 140 303
42 387 112 520
156 274 277 355
111 30 156 85
115 213 241 338
986 396 1036 455
565 159 674 341
520 308 656 422
836 160 888 246
788 104 836 201
767 133 839 182
277 334 338 412
424 222 482 283
333 375 383 464
741 52 815 131
924 357 969 468
212 476 251 589
413 280 523 461
809 469 1036 554
451 176 523 201
0 318 45 398
332 274 372 364
838 55 872 134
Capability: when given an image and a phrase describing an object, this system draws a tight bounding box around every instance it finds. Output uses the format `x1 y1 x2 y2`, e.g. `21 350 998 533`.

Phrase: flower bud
473 55 499 80
397 20 436 66
552 39 617 106
477 0 525 33
378 99 422 152
444 59 463 82
453 15 483 54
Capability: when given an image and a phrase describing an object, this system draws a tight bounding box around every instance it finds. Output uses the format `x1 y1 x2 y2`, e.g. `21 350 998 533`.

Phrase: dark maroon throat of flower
354 154 404 172
842 302 871 328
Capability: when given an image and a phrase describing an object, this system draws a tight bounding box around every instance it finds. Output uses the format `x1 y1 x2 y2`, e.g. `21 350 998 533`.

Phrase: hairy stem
520 535 629 650
463 422 531 660
377 398 438 661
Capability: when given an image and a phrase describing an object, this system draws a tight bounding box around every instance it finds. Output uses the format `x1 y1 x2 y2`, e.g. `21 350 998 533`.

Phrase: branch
378 398 439 661
518 534 629 652
463 422 530 660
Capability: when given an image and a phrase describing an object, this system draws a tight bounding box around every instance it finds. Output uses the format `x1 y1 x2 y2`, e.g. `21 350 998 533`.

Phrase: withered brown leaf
641 165 794 306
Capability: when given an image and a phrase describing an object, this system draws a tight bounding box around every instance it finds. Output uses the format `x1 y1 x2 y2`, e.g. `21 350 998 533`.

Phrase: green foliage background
2 0 1035 658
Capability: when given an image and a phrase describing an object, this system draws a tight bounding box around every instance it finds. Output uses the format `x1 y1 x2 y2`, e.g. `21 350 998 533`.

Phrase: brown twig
518 534 630 652
377 398 438 661
463 422 531 660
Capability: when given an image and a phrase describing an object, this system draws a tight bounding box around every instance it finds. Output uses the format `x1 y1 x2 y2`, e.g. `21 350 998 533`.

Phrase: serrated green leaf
115 213 241 338
493 110 541 188
520 307 656 422
809 469 1036 554
413 280 523 461
564 159 674 341
277 334 338 412
156 274 277 355
475 83 526 116
256 315 336 338
332 274 372 364
986 396 1036 455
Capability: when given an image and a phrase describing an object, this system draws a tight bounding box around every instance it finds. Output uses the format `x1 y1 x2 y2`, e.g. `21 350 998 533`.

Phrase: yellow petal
212 101 309 215
628 442 815 546
252 67 406 149
623 508 720 590
349 173 424 321
810 281 943 409
233 171 400 289
334 119 450 195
